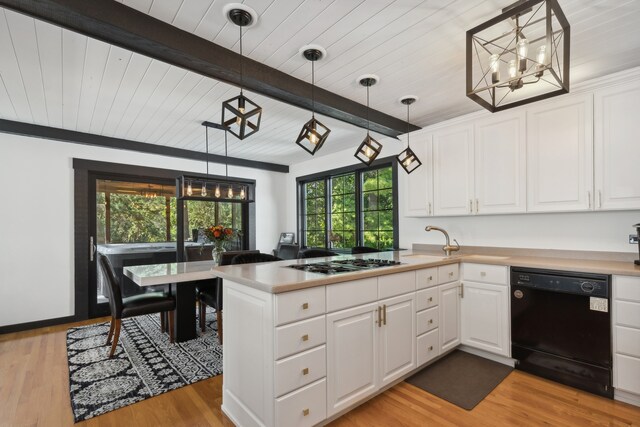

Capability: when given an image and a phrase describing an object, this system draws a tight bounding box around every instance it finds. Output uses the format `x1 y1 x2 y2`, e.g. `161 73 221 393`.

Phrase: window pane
331 195 344 213
302 179 326 247
344 193 356 213
379 189 393 210
363 231 378 247
379 210 393 230
378 167 393 189
363 212 378 230
362 170 378 191
360 166 394 249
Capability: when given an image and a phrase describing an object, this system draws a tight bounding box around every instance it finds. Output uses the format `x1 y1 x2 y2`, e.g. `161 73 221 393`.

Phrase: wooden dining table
124 260 220 342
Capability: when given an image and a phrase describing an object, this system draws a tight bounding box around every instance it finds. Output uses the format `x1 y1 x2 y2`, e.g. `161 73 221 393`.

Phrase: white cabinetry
613 275 640 403
439 281 461 353
527 93 594 212
474 111 527 214
432 123 474 216
404 134 434 216
594 80 640 210
326 272 416 417
460 263 510 357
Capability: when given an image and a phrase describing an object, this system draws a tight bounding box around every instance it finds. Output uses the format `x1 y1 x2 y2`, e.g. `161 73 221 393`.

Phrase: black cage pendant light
466 0 570 112
354 75 382 166
295 46 331 155
222 6 262 140
396 96 422 174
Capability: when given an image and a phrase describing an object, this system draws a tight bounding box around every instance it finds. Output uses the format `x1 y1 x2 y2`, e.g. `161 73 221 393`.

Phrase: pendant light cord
406 102 410 149
311 59 315 118
205 125 209 176
239 24 244 95
225 130 229 177
366 84 370 134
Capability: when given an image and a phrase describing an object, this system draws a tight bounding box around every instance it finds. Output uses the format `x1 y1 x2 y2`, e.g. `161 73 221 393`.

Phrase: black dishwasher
511 267 612 398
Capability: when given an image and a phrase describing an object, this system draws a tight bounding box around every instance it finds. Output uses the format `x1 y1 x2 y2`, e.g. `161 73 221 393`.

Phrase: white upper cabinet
403 133 433 217
594 79 640 210
526 93 594 212
433 123 474 216
474 111 527 214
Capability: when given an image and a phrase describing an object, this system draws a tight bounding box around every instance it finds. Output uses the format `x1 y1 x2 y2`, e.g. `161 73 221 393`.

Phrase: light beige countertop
212 249 640 293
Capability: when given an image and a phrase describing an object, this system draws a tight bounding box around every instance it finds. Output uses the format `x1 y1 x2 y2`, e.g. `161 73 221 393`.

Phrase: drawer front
615 300 640 329
417 329 440 366
326 277 377 312
276 315 326 360
417 307 439 336
416 267 438 290
615 275 640 302
275 345 326 397
416 287 439 311
614 354 640 394
275 378 327 427
438 264 459 285
276 286 326 326
462 263 508 285
378 271 416 299
615 326 640 358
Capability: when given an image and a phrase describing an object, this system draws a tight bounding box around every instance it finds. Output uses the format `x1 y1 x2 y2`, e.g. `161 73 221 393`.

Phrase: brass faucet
425 226 460 256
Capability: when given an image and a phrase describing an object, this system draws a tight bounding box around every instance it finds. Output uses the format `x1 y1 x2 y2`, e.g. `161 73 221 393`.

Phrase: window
298 161 398 251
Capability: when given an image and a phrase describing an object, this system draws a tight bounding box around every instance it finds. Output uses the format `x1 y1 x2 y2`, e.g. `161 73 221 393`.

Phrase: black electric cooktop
287 258 403 275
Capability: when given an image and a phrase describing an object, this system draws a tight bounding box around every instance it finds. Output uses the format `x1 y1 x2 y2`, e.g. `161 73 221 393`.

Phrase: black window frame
296 156 399 252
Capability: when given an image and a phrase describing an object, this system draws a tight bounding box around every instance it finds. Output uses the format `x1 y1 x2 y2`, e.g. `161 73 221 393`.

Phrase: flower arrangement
203 225 236 243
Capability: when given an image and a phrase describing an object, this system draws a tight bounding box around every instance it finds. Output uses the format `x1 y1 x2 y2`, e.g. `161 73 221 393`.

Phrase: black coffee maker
635 223 640 266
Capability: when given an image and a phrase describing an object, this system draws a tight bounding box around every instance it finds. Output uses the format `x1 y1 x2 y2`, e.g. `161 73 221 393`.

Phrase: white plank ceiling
1 0 639 166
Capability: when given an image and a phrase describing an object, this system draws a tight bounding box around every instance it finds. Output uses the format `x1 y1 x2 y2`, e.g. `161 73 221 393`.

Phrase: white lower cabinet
326 292 416 417
613 275 640 398
275 378 327 427
439 281 461 353
460 263 510 357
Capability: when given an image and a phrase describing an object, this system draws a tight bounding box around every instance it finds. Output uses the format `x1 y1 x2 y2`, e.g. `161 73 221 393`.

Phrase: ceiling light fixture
396 96 422 174
354 75 382 166
466 0 570 112
296 45 331 155
222 6 262 140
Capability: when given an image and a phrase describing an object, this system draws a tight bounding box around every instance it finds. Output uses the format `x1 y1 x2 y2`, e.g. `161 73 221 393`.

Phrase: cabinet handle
469 199 473 213
428 319 433 324
428 297 433 302
449 271 454 277
302 334 309 342
302 302 309 310
377 306 382 327
428 202 432 215
428 275 433 281
382 304 387 326
428 345 433 351
475 199 479 213
598 190 602 208
302 367 309 375
460 282 464 298
480 271 486 277
89 236 96 262
303 409 310 416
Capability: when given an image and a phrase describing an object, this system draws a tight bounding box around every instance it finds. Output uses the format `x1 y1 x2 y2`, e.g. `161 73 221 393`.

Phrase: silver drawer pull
428 297 433 302
428 319 433 324
302 367 309 375
302 334 309 342
449 271 454 277
302 302 309 310
428 275 433 281
428 345 433 351
303 408 310 416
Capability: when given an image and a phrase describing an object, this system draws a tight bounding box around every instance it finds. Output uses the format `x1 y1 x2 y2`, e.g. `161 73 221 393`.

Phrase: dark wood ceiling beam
0 0 420 138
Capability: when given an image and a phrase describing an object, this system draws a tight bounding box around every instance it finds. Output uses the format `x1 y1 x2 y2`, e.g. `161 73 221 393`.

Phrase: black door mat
405 350 513 410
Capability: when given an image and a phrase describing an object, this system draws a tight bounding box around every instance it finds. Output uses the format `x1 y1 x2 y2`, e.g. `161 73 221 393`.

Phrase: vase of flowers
203 225 237 265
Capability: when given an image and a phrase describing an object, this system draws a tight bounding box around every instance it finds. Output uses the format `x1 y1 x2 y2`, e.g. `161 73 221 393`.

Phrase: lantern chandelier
221 5 262 140
295 45 331 156
466 0 570 112
396 96 422 174
354 75 383 166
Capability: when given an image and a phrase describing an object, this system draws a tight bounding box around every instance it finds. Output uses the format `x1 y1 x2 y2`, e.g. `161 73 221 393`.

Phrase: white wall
0 133 287 326
285 143 638 255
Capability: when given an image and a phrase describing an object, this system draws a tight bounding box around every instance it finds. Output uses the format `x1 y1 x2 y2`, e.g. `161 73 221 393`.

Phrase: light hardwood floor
1 319 639 427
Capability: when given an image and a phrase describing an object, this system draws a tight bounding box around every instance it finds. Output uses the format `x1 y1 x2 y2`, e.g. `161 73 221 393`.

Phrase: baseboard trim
459 345 516 367
614 389 640 407
0 315 79 334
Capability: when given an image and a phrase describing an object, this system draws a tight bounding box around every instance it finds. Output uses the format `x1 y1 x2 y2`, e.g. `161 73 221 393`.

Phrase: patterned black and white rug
66 309 222 422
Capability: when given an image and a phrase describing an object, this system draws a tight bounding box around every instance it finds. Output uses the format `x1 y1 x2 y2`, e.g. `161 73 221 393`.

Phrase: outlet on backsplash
630 234 639 244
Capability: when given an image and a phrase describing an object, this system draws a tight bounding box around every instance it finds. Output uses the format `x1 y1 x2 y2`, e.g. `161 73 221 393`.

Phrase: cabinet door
378 293 416 387
403 135 433 217
595 80 640 210
326 302 378 417
474 112 526 214
460 281 510 357
527 93 594 212
433 123 474 216
439 281 461 353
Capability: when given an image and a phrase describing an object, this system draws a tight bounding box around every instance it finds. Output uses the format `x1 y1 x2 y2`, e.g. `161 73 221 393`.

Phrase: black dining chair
275 243 300 260
98 253 176 358
351 246 380 254
299 248 338 258
230 252 283 264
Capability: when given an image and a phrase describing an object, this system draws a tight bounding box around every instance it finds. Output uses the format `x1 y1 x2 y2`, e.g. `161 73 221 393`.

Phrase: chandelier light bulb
490 53 500 83
187 181 193 196
240 187 245 199
228 186 234 198
537 45 547 65
508 59 518 79
215 185 221 198
517 37 529 71
201 182 207 197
